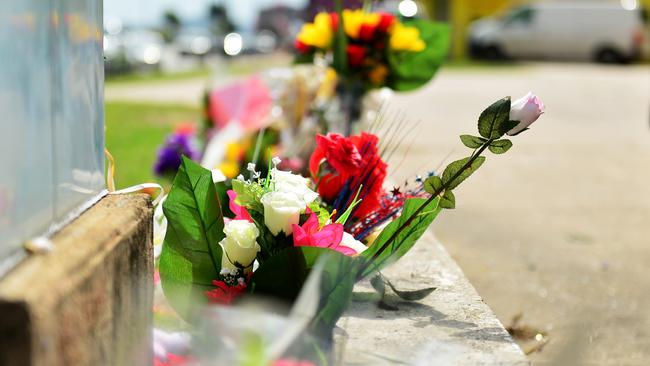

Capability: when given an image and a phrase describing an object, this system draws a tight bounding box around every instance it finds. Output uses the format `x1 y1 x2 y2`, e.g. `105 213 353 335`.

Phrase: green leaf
441 156 486 190
460 135 487 149
159 157 225 322
387 20 450 91
478 97 511 139
488 139 513 154
308 201 331 227
385 277 436 301
370 274 386 297
439 190 455 209
359 197 442 279
423 176 443 195
231 179 265 213
251 246 359 332
332 0 348 76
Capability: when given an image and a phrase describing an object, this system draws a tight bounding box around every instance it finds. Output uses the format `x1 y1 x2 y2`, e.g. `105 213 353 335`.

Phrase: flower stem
358 138 494 278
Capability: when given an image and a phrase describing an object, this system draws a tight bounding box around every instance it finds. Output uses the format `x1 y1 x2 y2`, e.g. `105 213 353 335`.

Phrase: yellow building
421 0 650 59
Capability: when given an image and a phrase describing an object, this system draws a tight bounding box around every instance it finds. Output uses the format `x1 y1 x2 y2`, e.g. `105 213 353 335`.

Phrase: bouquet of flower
294 7 449 133
157 93 544 362
295 9 448 91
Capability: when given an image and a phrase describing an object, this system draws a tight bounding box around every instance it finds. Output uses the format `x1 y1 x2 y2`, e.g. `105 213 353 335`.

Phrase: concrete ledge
0 194 154 366
337 231 528 365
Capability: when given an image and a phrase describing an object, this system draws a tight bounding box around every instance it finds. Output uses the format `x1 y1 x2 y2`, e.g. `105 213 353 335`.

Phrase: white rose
260 190 304 236
220 220 260 273
272 169 319 204
507 92 545 136
339 232 367 254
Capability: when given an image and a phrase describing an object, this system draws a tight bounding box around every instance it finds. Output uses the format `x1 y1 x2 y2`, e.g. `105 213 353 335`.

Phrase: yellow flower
368 64 389 85
219 161 240 179
297 12 333 49
389 23 426 52
225 142 242 161
342 9 380 39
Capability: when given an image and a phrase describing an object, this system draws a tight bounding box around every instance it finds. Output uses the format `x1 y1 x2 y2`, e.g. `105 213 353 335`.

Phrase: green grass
105 68 212 85
105 101 200 188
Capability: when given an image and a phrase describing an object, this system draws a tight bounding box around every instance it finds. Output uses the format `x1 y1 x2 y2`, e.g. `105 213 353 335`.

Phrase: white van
468 1 648 63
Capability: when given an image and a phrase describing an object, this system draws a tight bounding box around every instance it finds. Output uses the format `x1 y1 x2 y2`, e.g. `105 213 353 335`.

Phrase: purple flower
154 132 200 177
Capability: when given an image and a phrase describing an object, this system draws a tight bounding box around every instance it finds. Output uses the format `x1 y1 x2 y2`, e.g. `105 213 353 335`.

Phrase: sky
104 0 307 30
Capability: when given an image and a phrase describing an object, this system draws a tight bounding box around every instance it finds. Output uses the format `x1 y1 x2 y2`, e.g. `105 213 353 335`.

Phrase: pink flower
272 359 316 366
507 92 545 135
227 190 253 222
292 213 360 256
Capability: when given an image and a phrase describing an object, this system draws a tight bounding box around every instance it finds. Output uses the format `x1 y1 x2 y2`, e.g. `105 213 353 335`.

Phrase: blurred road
386 63 650 364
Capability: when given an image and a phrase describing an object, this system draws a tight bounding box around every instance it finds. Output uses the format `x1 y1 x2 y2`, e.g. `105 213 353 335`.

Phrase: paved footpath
385 63 650 365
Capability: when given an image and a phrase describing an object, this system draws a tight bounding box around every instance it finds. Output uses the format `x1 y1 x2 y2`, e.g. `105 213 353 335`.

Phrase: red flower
295 39 310 54
154 353 192 366
329 12 339 30
310 133 361 176
173 123 196 136
205 280 247 305
377 13 396 33
309 133 387 220
359 23 377 41
346 44 367 68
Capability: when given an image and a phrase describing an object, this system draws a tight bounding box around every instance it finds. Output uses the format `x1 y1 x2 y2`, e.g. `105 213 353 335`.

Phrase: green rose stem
358 138 495 278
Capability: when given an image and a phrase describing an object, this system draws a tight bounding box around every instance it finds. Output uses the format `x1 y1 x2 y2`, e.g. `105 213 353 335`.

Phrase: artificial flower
340 232 367 254
389 23 426 52
205 279 247 305
295 39 311 54
310 133 362 175
296 12 335 49
272 359 317 366
220 220 260 272
154 132 200 177
376 13 396 33
272 169 319 204
227 190 252 222
347 44 367 67
218 161 240 179
260 191 304 235
507 92 545 135
342 9 380 39
173 122 196 136
292 213 349 254
309 133 387 220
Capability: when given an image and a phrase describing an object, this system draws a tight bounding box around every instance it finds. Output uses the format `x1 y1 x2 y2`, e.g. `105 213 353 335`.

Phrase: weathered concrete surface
338 232 528 365
385 63 650 364
0 194 153 366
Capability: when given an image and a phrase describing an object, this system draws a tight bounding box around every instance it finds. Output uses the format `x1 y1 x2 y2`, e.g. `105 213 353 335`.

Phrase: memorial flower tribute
295 8 449 133
155 93 545 364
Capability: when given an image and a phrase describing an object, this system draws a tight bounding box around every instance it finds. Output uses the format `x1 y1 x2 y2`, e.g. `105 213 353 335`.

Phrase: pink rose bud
507 92 545 136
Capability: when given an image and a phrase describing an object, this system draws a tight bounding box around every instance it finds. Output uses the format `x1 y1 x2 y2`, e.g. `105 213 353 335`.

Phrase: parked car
468 1 648 63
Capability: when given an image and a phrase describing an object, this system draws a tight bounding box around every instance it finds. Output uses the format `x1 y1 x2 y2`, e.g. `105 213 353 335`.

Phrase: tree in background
162 10 181 43
209 4 235 35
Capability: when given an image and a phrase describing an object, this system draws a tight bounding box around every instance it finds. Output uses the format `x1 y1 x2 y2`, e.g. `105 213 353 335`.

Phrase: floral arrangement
295 9 448 91
155 93 545 364
294 8 449 134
